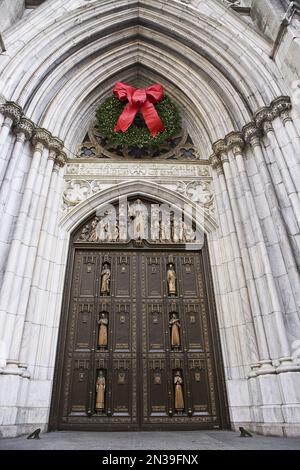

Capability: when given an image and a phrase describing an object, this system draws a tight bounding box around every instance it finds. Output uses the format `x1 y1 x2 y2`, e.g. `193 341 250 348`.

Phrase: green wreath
96 95 181 149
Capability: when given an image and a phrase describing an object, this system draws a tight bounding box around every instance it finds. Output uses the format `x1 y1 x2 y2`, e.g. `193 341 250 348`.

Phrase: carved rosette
14 117 35 141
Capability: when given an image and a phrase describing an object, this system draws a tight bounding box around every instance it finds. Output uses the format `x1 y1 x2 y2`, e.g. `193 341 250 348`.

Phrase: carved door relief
50 243 228 431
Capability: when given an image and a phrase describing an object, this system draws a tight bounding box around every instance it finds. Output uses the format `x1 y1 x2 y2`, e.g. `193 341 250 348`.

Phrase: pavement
0 430 300 450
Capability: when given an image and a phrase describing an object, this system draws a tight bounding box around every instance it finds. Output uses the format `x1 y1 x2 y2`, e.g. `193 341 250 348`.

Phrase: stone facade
0 0 300 438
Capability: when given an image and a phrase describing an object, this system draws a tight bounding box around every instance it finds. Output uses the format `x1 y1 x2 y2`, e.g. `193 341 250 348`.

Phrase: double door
51 247 228 430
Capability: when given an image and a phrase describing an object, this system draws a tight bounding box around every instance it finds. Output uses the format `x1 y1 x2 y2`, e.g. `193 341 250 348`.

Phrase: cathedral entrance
50 200 228 431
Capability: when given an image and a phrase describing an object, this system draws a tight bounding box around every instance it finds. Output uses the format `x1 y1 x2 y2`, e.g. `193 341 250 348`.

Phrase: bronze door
50 246 228 431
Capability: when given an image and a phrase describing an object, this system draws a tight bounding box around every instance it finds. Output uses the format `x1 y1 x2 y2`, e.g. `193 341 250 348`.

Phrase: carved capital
55 151 67 168
243 122 262 146
262 120 274 134
226 132 244 155
209 154 222 171
212 139 227 157
254 106 274 129
271 96 292 119
1 101 22 124
32 128 52 150
49 137 64 153
14 117 35 141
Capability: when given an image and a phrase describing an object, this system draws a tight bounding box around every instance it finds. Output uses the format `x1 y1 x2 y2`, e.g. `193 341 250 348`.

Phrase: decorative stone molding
209 154 222 171
0 101 22 124
55 151 67 168
212 139 227 157
65 162 210 178
14 117 35 141
32 128 52 150
175 180 213 205
77 126 201 162
210 95 293 172
271 96 292 119
63 179 101 210
242 122 262 146
0 98 66 159
226 131 244 155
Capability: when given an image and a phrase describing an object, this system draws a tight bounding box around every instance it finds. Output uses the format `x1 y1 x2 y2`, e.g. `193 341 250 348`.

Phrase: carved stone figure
88 217 99 241
97 313 108 348
95 371 106 411
167 263 177 295
174 371 184 412
128 199 148 240
100 263 111 295
169 313 181 348
183 222 195 242
79 224 90 241
172 217 184 242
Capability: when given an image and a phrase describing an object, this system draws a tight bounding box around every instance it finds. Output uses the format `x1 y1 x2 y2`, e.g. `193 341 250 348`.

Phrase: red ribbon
113 82 165 138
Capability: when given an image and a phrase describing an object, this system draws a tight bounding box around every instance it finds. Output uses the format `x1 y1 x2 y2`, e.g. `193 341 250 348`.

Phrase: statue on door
167 263 177 295
174 371 184 413
169 313 181 348
95 370 106 412
97 313 108 349
100 263 111 295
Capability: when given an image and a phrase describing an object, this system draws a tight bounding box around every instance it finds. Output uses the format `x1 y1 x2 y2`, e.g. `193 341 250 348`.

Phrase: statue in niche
100 263 111 295
88 217 99 242
97 313 108 348
95 370 106 412
169 313 181 348
128 199 148 240
167 263 177 295
174 371 184 413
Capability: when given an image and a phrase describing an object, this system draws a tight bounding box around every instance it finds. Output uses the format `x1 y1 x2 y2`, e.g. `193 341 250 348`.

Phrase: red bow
113 82 165 138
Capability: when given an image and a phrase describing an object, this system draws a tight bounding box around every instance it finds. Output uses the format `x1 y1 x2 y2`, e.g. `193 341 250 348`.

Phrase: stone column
243 123 300 315
0 119 35 279
0 129 51 371
255 108 300 227
210 154 260 371
226 132 299 372
212 140 274 376
0 118 35 211
18 151 67 376
6 139 64 370
271 97 300 165
0 102 22 184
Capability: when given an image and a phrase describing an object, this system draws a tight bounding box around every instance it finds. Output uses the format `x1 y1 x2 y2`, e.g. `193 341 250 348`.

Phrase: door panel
51 246 228 431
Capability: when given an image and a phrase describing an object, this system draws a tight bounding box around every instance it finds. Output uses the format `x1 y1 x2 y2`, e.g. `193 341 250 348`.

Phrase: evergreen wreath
96 95 181 149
